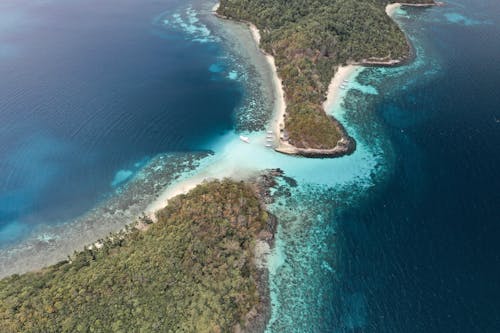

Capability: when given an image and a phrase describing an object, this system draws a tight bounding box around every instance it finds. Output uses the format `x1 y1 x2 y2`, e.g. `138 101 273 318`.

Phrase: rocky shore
274 121 356 158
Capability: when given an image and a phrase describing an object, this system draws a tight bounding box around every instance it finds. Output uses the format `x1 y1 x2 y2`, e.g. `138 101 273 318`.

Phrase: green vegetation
0 180 270 333
218 0 433 149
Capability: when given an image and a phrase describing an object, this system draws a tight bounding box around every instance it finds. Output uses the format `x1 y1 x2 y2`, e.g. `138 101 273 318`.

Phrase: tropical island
217 0 436 157
0 180 276 333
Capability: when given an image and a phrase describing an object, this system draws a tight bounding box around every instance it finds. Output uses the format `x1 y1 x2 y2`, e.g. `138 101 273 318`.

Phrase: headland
216 0 437 157
0 178 279 333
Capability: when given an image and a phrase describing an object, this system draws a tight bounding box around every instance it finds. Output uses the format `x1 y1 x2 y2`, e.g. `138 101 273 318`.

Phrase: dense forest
0 180 271 333
217 0 434 149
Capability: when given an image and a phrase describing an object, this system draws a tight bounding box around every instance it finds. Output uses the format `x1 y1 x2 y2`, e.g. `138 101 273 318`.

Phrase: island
217 0 436 157
0 180 276 333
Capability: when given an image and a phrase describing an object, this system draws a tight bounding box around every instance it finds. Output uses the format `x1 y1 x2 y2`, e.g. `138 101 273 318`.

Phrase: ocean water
264 1 500 332
329 3 500 331
1 0 499 332
0 0 240 247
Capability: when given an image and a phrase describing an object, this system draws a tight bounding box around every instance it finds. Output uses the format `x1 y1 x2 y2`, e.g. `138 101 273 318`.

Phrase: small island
0 180 276 333
217 0 435 157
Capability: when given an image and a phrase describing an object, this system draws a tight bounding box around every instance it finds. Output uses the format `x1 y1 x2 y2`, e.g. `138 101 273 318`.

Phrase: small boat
267 130 273 134
343 79 349 83
239 135 250 143
265 143 272 148
266 138 273 142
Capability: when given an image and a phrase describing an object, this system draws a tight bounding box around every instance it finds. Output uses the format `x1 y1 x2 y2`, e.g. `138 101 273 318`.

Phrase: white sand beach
248 24 287 147
323 65 359 114
146 176 205 221
386 3 402 16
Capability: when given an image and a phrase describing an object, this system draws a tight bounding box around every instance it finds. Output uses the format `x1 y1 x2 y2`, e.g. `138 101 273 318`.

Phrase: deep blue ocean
1 0 499 331
0 0 240 245
328 2 500 331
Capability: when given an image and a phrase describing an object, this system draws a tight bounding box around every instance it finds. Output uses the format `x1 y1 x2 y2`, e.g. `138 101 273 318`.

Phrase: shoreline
222 1 439 158
214 15 286 152
247 25 287 154
145 163 259 221
214 7 356 158
387 2 441 15
323 65 360 118
145 174 208 221
388 1 442 17
386 2 403 16
245 22 357 158
0 152 210 279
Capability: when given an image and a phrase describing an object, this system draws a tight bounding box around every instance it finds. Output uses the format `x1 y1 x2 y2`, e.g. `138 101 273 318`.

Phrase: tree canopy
218 0 433 149
0 180 269 333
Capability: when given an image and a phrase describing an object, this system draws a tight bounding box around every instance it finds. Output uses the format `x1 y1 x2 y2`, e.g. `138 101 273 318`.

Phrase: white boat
267 130 273 134
266 138 273 142
265 143 272 147
239 135 250 143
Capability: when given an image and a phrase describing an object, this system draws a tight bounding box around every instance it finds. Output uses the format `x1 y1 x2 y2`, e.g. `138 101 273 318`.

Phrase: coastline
245 21 357 158
387 2 441 16
213 10 287 152
247 25 286 154
0 179 277 332
0 152 210 279
146 165 258 221
323 65 360 118
386 2 403 16
218 1 438 158
145 174 208 221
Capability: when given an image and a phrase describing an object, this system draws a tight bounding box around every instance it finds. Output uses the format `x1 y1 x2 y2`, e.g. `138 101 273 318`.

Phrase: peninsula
0 180 275 333
217 0 436 157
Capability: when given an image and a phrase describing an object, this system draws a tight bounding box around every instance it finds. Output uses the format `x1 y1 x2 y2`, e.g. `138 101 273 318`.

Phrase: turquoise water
1 0 499 331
